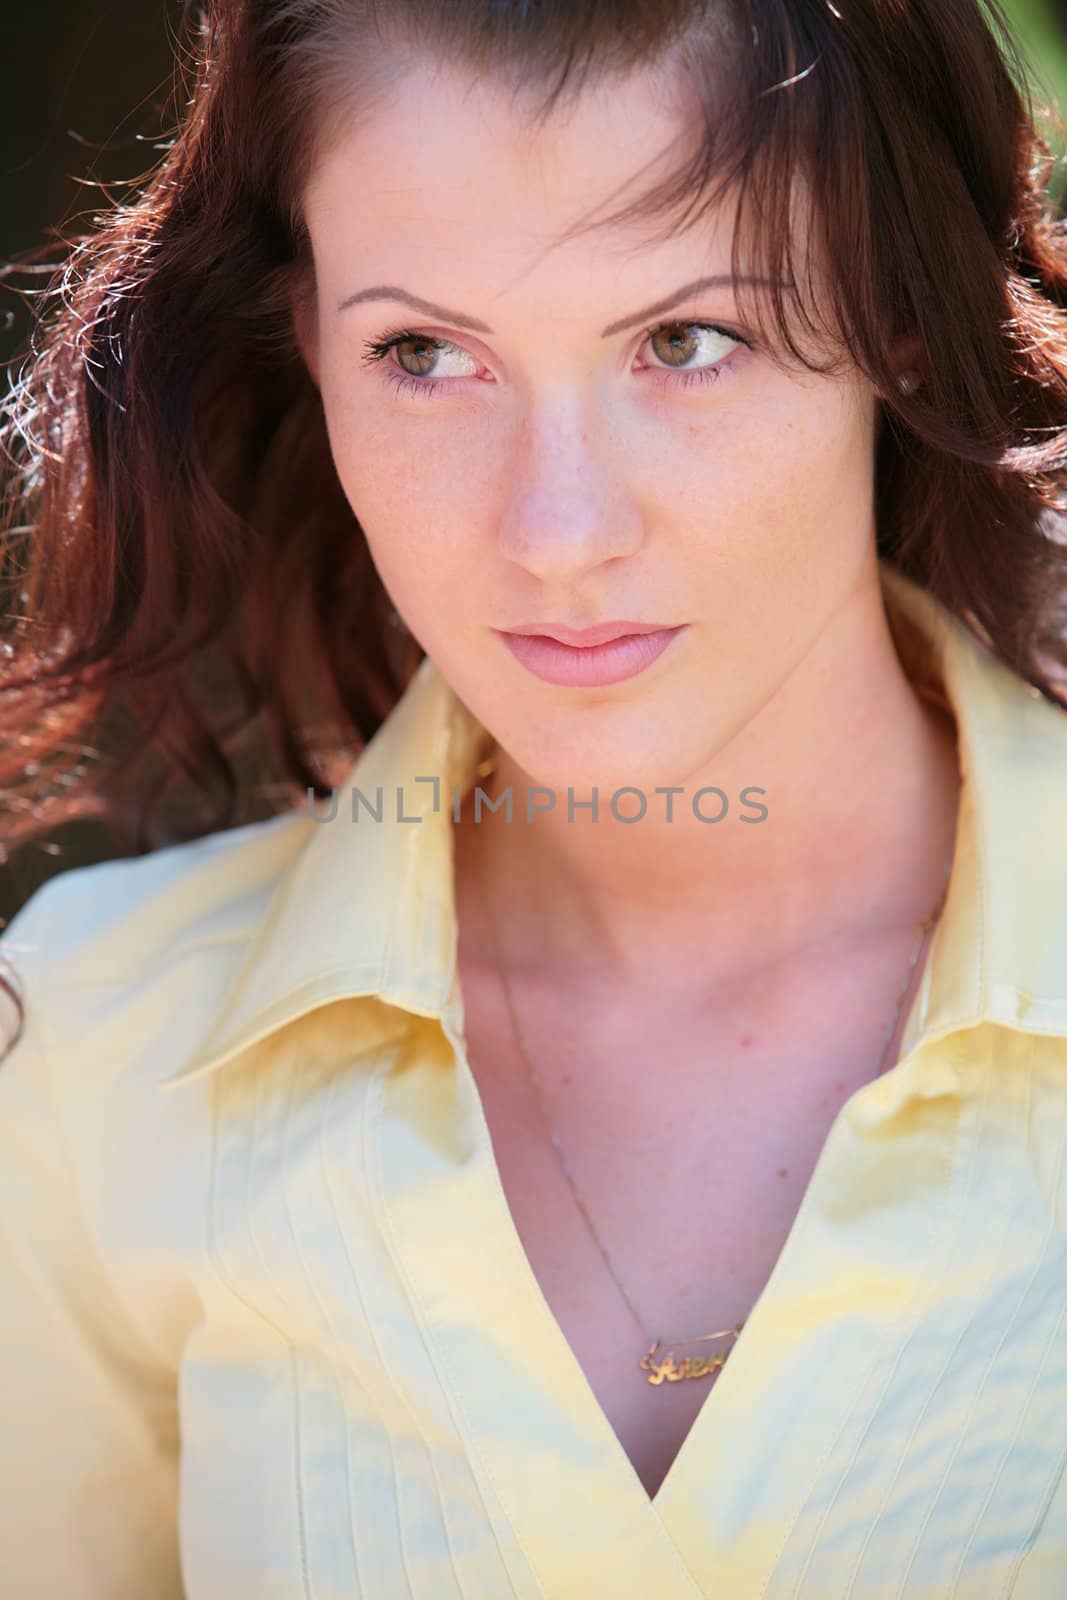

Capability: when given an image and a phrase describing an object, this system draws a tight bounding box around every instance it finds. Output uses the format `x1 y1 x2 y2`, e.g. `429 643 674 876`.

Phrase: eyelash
358 319 751 402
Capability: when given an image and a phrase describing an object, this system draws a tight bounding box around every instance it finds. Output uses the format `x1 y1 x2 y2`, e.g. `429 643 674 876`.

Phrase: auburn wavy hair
2 0 1067 1045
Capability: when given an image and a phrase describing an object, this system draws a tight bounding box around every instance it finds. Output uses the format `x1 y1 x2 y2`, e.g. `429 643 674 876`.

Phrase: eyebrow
337 275 782 338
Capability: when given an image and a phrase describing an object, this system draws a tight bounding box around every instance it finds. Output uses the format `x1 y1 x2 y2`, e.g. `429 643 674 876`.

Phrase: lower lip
498 626 686 686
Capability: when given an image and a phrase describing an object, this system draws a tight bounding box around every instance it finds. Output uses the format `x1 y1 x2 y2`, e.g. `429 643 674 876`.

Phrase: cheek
318 380 488 609
319 339 488 491
688 382 872 541
646 365 857 499
656 384 876 655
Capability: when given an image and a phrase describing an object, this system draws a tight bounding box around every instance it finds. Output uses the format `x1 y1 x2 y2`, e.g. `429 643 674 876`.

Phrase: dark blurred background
3 0 1067 924
1 1 182 921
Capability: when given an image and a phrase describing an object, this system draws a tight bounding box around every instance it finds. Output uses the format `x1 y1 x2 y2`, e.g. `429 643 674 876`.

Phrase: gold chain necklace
470 759 954 1388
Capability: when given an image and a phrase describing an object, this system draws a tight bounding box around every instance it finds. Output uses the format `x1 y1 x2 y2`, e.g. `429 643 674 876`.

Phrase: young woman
2 1 1067 1594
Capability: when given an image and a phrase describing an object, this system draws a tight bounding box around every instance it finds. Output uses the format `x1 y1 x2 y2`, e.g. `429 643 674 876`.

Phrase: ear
289 269 321 389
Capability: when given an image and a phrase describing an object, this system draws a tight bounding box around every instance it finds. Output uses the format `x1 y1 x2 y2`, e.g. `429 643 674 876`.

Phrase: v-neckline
436 1008 870 1519
371 992 966 1598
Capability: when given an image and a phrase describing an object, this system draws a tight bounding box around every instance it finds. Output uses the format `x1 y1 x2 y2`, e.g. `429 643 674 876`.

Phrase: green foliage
1000 0 1067 205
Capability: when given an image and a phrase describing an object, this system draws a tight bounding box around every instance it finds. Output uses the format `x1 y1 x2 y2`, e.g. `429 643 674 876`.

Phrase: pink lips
496 623 686 686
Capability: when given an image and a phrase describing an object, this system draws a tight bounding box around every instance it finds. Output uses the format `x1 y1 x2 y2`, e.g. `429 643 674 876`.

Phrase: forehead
301 55 745 292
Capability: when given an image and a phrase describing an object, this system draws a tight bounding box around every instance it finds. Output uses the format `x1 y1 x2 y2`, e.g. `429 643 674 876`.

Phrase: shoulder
2 809 309 982
0 808 315 1082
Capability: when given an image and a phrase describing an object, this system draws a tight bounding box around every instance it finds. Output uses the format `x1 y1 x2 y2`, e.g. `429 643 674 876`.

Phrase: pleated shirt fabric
1 559 1066 1599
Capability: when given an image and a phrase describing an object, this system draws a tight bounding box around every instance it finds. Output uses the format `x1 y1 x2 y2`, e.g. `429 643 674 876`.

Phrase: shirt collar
159 558 1067 1091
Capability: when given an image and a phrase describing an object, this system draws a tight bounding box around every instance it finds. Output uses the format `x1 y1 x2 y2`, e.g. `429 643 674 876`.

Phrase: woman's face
298 56 884 794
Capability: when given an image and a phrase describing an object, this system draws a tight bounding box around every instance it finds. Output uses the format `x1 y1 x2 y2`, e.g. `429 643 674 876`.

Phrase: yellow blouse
2 559 1066 1599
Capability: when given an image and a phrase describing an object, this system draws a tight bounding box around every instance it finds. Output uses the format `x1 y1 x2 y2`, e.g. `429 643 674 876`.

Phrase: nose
495 406 645 581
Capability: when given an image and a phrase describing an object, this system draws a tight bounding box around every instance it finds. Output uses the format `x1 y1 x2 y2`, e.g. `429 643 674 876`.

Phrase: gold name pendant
639 1326 743 1385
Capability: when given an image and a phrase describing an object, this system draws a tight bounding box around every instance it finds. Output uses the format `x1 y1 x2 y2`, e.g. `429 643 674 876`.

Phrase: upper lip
499 620 675 647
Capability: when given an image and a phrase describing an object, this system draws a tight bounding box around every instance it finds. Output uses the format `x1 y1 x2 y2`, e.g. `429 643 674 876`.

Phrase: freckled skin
300 64 885 817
